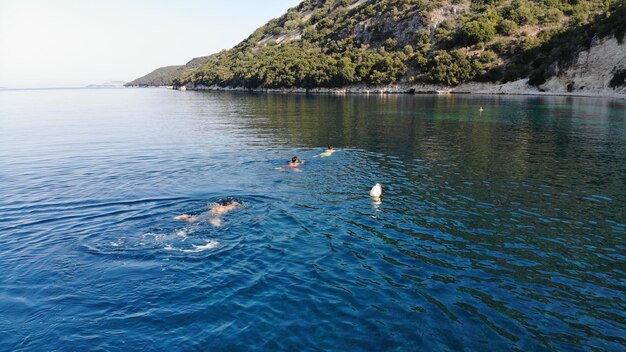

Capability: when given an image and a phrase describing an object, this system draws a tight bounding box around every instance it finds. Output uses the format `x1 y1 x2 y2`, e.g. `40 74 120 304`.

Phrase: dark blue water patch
1 89 625 351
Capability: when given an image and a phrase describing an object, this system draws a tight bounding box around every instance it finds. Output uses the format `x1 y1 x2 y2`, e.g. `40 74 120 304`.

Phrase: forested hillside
129 0 626 91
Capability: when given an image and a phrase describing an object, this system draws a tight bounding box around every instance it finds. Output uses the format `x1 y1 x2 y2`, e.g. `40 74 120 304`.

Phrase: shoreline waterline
124 82 626 100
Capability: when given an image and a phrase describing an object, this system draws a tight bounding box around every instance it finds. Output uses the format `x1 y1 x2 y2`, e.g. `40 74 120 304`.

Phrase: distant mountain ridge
86 81 127 88
128 0 626 94
126 56 212 87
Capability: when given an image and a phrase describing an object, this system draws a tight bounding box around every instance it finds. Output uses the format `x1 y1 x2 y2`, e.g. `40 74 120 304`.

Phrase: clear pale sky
0 0 301 88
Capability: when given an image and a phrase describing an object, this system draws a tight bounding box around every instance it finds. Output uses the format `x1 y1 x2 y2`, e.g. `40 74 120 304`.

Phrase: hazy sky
0 0 301 88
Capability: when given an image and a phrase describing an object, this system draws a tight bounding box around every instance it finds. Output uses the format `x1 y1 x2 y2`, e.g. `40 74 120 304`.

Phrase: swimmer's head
220 198 239 206
327 146 333 150
291 156 298 163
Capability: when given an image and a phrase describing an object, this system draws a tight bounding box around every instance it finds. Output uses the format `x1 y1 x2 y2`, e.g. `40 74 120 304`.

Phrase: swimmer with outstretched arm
207 199 240 227
174 199 241 227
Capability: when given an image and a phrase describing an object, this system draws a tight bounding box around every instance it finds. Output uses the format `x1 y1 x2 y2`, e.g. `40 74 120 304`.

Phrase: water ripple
1 90 625 351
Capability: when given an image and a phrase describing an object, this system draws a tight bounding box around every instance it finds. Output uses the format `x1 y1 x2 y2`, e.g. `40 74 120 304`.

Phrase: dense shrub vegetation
168 0 625 89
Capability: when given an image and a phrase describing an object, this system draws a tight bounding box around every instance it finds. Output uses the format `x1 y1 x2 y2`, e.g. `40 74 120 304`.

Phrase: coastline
127 36 626 100
148 79 626 100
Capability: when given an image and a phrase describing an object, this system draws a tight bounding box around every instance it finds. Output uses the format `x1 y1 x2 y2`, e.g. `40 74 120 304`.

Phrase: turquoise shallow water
0 89 625 351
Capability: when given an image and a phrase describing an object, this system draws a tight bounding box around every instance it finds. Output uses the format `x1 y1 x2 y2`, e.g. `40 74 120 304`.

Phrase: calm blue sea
0 88 625 351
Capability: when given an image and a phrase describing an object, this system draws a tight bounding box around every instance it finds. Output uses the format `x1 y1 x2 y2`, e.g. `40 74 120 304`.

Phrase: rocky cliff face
540 37 626 94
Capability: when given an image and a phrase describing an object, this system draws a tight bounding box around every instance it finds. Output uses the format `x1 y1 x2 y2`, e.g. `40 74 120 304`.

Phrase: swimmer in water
208 199 241 227
315 145 336 157
209 199 240 214
174 199 242 227
288 156 303 167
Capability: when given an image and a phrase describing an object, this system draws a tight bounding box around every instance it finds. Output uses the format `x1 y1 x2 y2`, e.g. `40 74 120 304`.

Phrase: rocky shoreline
164 79 625 100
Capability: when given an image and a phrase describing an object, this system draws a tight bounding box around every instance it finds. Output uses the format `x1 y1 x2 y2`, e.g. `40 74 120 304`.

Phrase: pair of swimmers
175 146 336 226
287 146 335 168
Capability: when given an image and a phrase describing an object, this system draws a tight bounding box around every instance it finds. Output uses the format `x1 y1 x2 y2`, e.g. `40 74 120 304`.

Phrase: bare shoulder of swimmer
210 200 241 214
212 206 229 214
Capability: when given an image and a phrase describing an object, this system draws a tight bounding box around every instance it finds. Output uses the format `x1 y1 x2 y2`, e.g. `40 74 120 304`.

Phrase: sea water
0 88 624 351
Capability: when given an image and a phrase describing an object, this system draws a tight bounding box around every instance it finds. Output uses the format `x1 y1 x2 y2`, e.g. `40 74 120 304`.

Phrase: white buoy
370 183 382 198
